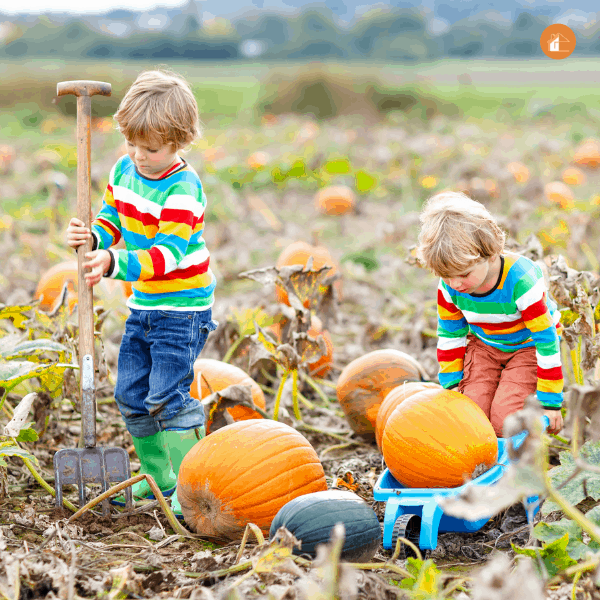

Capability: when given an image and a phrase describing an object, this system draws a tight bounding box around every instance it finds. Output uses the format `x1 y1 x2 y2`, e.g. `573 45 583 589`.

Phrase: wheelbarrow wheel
391 514 421 559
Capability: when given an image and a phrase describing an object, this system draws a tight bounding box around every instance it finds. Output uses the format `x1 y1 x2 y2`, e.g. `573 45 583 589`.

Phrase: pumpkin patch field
3 58 600 599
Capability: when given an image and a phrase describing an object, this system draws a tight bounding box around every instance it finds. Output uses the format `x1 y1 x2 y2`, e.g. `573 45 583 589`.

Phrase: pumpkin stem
272 370 289 421
470 462 492 480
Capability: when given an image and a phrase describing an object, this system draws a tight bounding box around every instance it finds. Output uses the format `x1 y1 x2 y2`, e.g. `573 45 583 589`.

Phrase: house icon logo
541 24 576 59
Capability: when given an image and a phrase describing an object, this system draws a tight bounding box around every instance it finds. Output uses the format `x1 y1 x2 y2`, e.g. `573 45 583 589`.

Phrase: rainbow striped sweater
91 155 216 311
437 253 563 409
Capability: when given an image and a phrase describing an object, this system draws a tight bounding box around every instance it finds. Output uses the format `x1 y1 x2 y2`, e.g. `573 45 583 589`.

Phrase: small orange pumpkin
375 381 441 450
34 261 79 313
562 167 586 186
506 162 529 183
189 359 266 433
315 185 356 216
382 389 498 488
34 260 133 313
178 419 328 539
544 181 574 209
203 146 227 163
0 144 16 174
247 151 270 169
336 349 427 438
306 315 334 378
574 139 600 169
275 241 342 307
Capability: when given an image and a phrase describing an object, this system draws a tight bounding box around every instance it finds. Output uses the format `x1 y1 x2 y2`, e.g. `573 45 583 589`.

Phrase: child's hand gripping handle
57 81 111 447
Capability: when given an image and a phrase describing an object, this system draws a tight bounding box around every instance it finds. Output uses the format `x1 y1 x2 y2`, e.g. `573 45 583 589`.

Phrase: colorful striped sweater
91 154 216 311
437 253 563 409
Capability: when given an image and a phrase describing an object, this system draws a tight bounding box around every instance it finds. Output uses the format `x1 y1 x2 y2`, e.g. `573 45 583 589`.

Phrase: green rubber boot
112 431 177 506
165 426 205 516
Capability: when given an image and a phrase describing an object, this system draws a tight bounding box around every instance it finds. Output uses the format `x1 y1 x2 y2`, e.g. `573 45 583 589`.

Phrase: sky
0 0 189 14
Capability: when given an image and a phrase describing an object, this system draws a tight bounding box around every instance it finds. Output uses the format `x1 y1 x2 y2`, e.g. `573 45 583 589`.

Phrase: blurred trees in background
3 6 600 62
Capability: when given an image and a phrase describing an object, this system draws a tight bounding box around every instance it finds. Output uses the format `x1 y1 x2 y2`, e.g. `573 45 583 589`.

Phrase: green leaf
0 361 76 395
512 534 577 578
543 440 600 515
270 166 287 184
287 159 308 178
355 170 378 193
0 304 35 329
341 248 380 272
324 158 351 175
0 442 38 465
533 519 597 561
560 308 580 327
585 504 600 525
400 558 441 597
0 339 69 360
16 427 39 443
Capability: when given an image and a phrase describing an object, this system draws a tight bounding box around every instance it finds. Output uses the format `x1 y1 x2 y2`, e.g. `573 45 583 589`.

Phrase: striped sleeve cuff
439 371 463 389
104 249 116 278
537 390 563 410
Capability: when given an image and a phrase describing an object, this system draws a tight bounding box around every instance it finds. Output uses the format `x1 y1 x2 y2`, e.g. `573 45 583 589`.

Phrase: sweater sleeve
106 185 203 282
514 267 564 409
437 281 469 389
91 163 122 250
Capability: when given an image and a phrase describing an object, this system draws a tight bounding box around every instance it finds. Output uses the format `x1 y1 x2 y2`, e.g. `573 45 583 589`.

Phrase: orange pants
457 335 538 437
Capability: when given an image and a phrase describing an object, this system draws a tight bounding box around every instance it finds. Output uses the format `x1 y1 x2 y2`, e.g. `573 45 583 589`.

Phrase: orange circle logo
540 24 576 59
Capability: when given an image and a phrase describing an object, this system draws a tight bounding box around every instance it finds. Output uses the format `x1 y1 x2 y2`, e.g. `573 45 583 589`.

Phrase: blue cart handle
510 414 551 452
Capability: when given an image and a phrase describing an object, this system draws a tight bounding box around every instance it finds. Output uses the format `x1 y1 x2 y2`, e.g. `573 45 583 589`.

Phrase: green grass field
2 57 600 127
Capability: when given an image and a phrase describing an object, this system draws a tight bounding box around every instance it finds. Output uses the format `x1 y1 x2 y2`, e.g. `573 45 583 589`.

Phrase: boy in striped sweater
415 192 563 436
65 70 217 514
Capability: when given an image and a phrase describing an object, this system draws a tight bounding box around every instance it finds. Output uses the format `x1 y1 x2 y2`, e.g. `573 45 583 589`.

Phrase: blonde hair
114 69 201 149
415 191 505 278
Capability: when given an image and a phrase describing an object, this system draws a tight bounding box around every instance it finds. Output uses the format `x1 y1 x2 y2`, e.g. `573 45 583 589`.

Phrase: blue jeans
114 308 218 438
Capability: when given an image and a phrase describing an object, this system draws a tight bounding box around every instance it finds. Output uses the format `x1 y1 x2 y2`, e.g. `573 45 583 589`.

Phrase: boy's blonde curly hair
416 191 505 278
114 69 201 149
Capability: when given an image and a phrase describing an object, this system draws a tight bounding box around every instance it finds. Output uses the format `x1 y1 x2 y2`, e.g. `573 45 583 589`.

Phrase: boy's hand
543 409 563 435
66 217 92 249
83 250 111 287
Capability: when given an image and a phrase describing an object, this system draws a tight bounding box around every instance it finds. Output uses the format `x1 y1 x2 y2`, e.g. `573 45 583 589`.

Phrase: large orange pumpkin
375 381 441 450
34 260 132 313
382 389 498 488
315 185 356 216
189 359 266 433
336 349 427 438
177 419 328 539
275 241 342 307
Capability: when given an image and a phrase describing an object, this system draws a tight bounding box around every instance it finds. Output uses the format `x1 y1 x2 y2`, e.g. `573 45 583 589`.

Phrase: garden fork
53 81 132 515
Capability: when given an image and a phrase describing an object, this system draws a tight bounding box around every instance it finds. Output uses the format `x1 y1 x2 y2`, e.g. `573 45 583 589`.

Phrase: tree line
3 8 600 62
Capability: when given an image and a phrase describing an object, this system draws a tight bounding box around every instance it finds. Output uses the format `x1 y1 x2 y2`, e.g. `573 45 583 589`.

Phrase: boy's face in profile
442 256 499 295
126 136 179 179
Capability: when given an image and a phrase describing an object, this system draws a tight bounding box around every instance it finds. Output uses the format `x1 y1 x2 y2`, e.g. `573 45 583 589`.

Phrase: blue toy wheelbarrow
374 418 548 557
